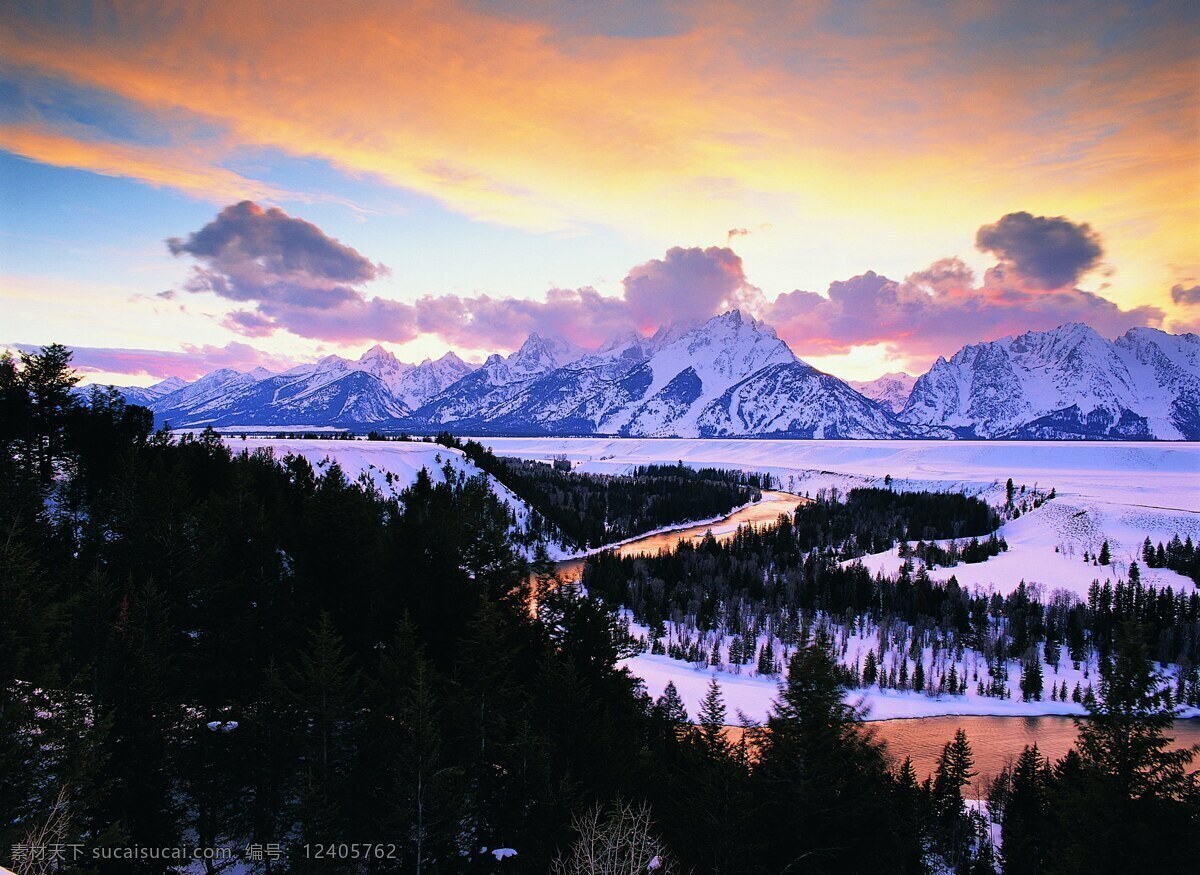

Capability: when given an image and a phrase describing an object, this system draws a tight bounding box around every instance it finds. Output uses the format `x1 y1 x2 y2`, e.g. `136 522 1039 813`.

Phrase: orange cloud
0 124 286 203
0 0 1195 318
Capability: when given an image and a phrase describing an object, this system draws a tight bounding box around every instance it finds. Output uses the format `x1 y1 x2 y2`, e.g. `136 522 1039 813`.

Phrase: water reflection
555 489 808 584
869 715 1200 796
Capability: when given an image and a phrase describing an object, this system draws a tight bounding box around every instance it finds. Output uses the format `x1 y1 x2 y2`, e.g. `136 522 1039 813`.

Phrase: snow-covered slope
696 361 904 438
130 346 476 429
847 372 916 413
412 312 854 439
410 333 583 427
225 436 570 557
110 375 190 407
603 310 799 436
901 324 1200 439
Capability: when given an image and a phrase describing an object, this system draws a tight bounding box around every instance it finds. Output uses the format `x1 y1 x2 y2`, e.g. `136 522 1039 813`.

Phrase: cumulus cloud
413 286 636 350
169 200 383 305
169 201 418 343
765 258 1163 364
1171 283 1200 306
171 204 762 349
622 246 761 331
762 212 1159 368
409 246 759 348
169 203 1167 370
975 211 1103 289
8 341 300 382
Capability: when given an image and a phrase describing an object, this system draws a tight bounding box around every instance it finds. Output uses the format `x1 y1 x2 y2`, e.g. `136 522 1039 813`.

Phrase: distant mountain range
104 314 1200 440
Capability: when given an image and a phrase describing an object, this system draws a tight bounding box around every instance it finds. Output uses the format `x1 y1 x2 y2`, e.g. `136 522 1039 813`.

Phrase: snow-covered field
477 437 1198 512
620 615 1200 725
223 436 478 496
483 437 1199 597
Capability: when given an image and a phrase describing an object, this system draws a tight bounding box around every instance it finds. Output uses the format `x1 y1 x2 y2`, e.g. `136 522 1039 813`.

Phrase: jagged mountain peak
901 322 1198 439
847 372 916 414
510 332 582 372
358 343 396 363
151 375 189 395
114 319 1195 440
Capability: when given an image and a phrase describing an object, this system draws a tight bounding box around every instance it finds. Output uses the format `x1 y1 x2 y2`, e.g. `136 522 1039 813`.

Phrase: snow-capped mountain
696 361 907 438
411 333 582 427
847 372 916 414
112 375 190 407
105 317 1198 440
138 345 478 429
900 324 1200 439
408 310 820 436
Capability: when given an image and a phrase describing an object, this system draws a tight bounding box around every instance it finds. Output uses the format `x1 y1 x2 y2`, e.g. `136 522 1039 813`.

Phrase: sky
1 0 1197 385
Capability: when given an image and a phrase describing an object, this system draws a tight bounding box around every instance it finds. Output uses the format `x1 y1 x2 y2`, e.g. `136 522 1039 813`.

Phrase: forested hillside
434 433 769 549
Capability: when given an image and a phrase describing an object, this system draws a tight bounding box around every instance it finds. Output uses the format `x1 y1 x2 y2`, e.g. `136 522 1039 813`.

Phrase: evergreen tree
697 676 728 758
752 631 915 870
1020 652 1044 702
1098 540 1111 566
655 681 689 726
17 344 81 485
373 620 464 872
1002 745 1052 874
862 649 878 687
1051 622 1200 873
931 729 978 870
284 613 362 857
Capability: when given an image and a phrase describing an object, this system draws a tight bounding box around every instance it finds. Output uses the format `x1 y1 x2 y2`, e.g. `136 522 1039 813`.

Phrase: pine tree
698 676 728 758
931 729 977 869
656 681 689 726
1053 622 1200 872
862 649 878 687
285 613 362 850
17 344 81 485
1002 745 1052 873
1098 540 1111 566
400 630 463 870
1021 652 1044 702
752 630 912 869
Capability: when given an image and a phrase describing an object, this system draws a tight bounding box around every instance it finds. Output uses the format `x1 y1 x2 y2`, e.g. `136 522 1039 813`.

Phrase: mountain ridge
99 316 1199 440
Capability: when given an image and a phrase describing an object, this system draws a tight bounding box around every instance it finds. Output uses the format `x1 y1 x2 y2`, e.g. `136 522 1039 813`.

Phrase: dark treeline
434 432 768 549
789 487 1001 558
3 346 1198 873
1144 534 1200 586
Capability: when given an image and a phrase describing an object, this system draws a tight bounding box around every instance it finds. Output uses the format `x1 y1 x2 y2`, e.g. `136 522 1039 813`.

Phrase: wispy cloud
7 341 299 382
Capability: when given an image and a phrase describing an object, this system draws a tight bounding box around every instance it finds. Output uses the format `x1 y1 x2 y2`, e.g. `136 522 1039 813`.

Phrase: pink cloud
169 203 1171 370
9 342 303 382
171 203 759 350
765 262 1163 363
